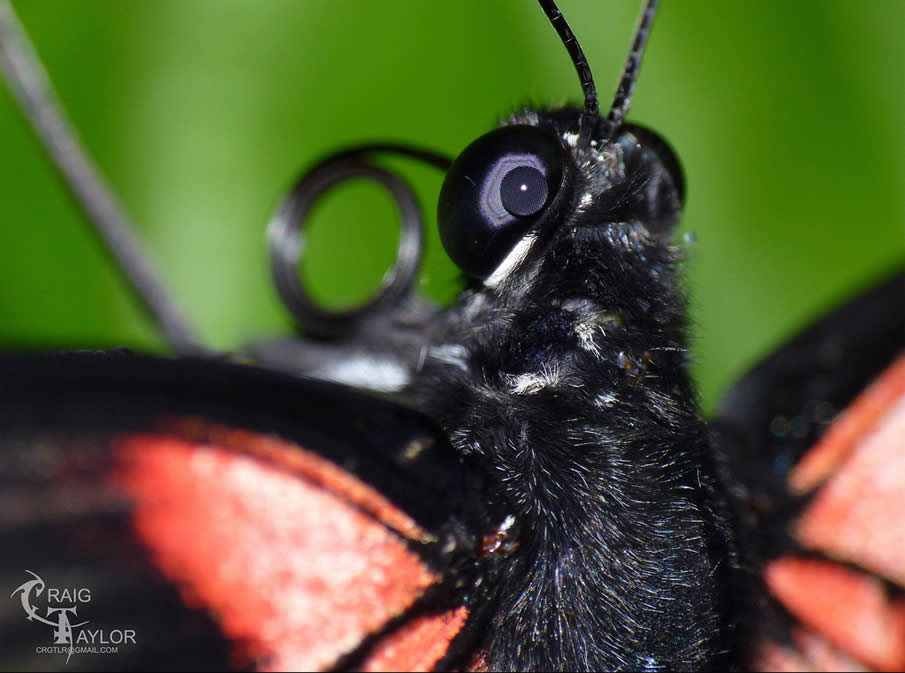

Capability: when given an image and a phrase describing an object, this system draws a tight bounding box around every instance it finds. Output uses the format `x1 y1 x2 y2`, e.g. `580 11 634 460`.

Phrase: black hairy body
408 108 739 671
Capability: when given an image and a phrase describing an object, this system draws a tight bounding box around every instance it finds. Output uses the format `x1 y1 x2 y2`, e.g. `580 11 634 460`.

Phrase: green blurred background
1 0 902 412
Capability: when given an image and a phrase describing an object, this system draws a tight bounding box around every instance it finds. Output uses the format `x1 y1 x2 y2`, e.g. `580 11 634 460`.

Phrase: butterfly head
437 108 685 289
436 0 682 296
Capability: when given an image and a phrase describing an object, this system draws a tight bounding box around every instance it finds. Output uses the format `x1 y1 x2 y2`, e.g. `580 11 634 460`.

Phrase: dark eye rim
437 123 574 280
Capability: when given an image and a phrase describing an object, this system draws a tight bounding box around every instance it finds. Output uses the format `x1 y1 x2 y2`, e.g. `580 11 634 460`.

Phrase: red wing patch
790 354 905 494
362 606 469 672
758 353 905 671
795 392 905 587
110 425 466 671
765 557 905 670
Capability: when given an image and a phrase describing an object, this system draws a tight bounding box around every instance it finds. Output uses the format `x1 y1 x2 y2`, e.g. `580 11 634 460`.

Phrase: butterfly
0 0 901 371
0 0 903 670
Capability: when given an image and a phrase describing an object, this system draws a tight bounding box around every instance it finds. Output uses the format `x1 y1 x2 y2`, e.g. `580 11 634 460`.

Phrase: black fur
407 108 739 671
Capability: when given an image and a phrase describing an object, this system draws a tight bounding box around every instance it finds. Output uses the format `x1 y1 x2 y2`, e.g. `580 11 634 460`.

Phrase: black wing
0 351 489 671
712 268 904 518
711 267 905 670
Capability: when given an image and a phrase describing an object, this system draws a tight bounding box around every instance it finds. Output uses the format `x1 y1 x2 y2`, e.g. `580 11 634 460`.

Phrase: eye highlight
438 125 567 280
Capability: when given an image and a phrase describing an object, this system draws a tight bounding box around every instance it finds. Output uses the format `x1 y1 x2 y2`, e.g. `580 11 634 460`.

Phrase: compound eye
438 125 566 280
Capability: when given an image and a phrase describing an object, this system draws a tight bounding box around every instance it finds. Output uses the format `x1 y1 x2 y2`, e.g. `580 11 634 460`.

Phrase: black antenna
0 0 203 354
600 0 660 140
537 0 599 152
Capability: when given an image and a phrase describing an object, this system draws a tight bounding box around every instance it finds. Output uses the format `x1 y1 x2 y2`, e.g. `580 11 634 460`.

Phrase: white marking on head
315 355 410 392
562 131 579 148
484 234 537 288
